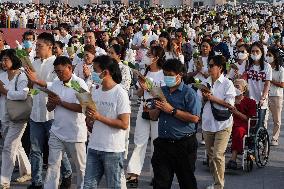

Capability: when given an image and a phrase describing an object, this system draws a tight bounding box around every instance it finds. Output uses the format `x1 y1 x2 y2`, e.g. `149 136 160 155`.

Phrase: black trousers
151 135 198 189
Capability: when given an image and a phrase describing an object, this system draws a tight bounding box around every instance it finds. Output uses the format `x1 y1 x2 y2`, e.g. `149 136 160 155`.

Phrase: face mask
164 76 177 87
92 72 103 84
23 40 33 49
273 33 281 39
243 37 250 43
143 24 150 31
266 56 274 64
251 54 262 61
54 34 60 41
238 52 247 60
212 37 221 43
141 55 153 66
235 88 243 96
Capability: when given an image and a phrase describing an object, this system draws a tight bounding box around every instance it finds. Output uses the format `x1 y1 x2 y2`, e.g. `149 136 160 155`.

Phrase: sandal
126 176 138 188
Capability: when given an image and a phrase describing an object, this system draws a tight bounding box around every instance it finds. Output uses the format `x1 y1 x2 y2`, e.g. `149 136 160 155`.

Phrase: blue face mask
212 37 221 43
164 76 177 87
92 72 103 84
23 40 33 49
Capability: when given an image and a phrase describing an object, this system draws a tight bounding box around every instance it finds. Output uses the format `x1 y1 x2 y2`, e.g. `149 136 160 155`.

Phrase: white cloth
88 84 131 153
269 66 284 97
227 61 247 79
132 31 158 47
0 72 29 121
118 62 132 92
44 132 86 189
30 56 57 122
0 121 31 186
165 52 185 64
127 104 158 176
48 74 88 143
188 56 209 82
247 63 272 108
143 70 165 100
73 62 93 89
201 74 236 132
59 33 72 46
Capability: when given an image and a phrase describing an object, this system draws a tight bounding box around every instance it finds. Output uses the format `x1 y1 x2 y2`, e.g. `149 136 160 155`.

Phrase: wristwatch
171 108 177 116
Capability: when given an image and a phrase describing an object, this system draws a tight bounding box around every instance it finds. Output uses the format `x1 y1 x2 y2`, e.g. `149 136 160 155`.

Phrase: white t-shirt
188 56 209 82
269 66 284 97
48 74 89 143
165 52 184 64
247 63 272 108
88 84 131 153
73 62 93 89
143 70 165 100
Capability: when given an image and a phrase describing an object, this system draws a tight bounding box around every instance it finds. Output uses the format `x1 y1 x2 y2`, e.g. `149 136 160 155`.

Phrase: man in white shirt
72 30 106 68
44 56 88 189
25 33 72 189
59 23 72 46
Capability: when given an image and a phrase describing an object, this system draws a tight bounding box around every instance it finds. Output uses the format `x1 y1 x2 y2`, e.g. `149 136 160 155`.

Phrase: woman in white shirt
266 47 284 146
246 42 272 127
126 46 166 186
201 55 236 189
188 39 213 83
228 44 249 80
0 49 31 188
108 44 132 92
73 44 96 89
84 55 131 188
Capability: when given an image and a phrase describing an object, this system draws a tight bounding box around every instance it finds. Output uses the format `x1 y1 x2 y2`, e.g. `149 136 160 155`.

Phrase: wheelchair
203 107 270 172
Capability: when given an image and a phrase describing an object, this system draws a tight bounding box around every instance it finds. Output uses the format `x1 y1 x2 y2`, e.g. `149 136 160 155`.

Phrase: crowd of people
0 2 283 189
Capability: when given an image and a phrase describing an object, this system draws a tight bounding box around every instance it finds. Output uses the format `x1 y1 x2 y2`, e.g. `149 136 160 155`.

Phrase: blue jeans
83 149 124 189
29 119 72 186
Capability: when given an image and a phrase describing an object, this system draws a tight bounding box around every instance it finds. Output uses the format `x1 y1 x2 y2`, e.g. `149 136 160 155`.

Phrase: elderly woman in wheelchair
226 79 257 170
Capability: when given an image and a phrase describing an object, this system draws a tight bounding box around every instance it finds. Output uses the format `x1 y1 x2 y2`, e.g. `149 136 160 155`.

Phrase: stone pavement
1 97 284 189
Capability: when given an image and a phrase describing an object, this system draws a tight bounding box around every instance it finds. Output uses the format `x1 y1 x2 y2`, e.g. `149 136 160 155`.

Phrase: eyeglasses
238 50 246 53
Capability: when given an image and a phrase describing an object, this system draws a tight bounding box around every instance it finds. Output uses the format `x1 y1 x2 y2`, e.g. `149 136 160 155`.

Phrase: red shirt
233 97 257 128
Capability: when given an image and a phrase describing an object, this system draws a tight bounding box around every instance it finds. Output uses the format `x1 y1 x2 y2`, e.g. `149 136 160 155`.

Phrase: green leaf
30 89 40 96
145 78 154 91
128 62 136 69
16 49 28 59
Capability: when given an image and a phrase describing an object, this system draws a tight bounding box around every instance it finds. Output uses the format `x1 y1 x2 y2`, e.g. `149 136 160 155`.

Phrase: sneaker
60 175 72 189
15 174 31 183
27 183 43 189
206 183 214 189
271 139 279 146
200 140 205 145
0 184 10 189
149 178 154 186
126 176 138 188
226 160 237 170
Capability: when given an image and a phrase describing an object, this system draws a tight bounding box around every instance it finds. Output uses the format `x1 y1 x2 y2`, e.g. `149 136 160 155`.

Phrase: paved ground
1 96 284 189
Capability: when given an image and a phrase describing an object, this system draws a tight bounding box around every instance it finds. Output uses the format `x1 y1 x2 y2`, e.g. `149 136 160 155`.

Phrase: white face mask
235 88 243 96
266 56 274 64
251 54 262 61
238 52 247 60
141 55 153 66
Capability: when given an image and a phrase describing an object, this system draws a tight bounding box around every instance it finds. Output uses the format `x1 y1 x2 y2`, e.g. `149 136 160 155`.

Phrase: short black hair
208 55 227 73
54 41 64 49
93 55 122 84
162 58 185 75
37 32 55 46
53 56 72 66
22 30 35 41
0 49 22 70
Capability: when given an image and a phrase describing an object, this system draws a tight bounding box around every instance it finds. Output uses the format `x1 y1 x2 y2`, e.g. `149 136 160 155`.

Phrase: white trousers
127 105 158 176
44 132 86 189
0 120 31 186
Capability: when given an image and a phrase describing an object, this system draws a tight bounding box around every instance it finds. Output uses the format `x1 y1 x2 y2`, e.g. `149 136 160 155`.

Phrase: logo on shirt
247 70 266 82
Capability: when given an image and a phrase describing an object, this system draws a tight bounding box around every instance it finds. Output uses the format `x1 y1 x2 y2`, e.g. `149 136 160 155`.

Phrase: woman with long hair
126 46 166 187
266 47 284 146
246 42 272 127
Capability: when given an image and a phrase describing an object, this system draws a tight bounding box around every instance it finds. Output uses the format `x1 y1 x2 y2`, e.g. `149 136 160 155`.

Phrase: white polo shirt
48 74 89 143
201 74 236 132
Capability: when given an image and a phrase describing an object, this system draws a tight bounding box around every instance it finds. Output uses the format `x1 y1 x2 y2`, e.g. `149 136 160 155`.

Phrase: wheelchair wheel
254 127 270 167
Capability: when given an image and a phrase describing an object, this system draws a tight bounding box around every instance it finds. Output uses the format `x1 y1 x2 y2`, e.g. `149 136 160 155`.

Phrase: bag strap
14 72 22 91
